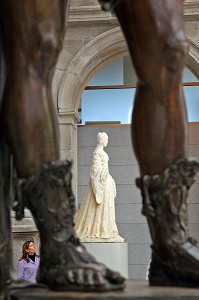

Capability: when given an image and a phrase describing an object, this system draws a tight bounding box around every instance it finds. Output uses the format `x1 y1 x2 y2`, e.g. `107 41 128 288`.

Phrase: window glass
184 86 199 121
81 89 135 124
79 57 199 124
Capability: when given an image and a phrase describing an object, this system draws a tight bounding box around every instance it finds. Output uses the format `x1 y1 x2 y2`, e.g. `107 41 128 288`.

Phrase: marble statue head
97 132 108 147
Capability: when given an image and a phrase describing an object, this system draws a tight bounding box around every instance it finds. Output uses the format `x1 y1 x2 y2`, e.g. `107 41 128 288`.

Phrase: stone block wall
77 123 199 279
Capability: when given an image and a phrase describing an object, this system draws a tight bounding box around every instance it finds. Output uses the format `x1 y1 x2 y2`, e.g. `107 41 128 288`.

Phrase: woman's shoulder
18 258 26 265
19 258 25 261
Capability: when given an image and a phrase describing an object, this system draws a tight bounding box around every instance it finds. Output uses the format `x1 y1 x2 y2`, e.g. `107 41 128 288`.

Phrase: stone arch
58 30 199 115
186 38 199 79
58 26 128 114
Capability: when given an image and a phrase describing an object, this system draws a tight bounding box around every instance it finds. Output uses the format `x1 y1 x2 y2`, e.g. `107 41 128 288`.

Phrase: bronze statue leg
114 0 188 175
0 23 42 299
0 0 124 293
99 0 199 287
0 0 64 296
1 0 63 178
0 21 17 294
0 135 12 291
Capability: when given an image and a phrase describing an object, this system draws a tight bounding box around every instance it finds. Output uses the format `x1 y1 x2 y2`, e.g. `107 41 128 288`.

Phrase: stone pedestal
8 280 199 300
83 242 128 279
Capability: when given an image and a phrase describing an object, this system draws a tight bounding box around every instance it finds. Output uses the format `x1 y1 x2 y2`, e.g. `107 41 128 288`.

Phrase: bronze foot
137 159 199 287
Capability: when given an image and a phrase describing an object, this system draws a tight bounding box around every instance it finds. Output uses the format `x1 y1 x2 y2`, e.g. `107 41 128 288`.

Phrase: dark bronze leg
98 0 199 286
113 0 189 176
0 16 46 300
0 1 66 296
0 0 124 292
0 136 13 296
0 21 9 291
0 0 65 177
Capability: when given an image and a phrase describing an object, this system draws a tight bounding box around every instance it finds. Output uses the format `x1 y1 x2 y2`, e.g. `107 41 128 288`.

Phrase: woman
17 241 40 283
75 132 123 242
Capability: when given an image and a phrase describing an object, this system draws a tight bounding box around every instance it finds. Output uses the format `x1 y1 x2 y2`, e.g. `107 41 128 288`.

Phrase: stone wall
77 124 199 279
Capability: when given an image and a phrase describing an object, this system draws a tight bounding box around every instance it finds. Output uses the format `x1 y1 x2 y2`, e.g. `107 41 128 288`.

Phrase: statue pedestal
83 242 128 279
9 281 199 300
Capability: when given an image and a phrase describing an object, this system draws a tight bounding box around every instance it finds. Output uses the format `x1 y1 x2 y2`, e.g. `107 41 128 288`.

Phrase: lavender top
17 256 40 283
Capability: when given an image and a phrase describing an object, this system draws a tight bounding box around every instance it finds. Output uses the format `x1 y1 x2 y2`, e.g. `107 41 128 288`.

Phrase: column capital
58 110 80 126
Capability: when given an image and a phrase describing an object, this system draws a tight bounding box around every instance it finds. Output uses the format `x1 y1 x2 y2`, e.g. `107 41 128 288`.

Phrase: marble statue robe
75 148 124 243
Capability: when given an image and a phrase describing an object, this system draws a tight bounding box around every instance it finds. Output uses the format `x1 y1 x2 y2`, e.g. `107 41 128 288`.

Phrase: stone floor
9 280 199 300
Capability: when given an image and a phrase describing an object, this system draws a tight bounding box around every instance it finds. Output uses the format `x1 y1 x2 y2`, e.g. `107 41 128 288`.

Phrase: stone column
59 110 79 201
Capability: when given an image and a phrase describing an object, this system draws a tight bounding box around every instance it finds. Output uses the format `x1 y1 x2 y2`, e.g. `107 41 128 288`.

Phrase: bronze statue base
8 280 199 300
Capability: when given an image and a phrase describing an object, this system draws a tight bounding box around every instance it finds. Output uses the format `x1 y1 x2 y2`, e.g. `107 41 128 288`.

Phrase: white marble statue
75 132 124 243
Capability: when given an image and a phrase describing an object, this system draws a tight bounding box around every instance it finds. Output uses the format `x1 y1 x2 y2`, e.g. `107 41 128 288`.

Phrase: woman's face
27 242 36 255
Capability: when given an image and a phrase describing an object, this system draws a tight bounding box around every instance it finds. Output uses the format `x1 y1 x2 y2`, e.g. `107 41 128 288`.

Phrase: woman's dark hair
20 240 37 262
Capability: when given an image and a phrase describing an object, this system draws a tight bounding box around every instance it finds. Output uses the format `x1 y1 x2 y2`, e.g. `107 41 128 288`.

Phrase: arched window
183 68 199 121
79 56 199 124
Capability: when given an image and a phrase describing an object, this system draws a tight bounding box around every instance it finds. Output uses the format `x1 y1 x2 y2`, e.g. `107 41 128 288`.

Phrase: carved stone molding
58 27 127 111
184 0 199 21
68 5 118 24
68 0 199 25
186 38 199 77
68 2 199 24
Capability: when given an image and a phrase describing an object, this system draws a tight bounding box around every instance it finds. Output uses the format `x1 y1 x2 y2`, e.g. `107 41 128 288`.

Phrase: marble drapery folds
75 132 124 243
